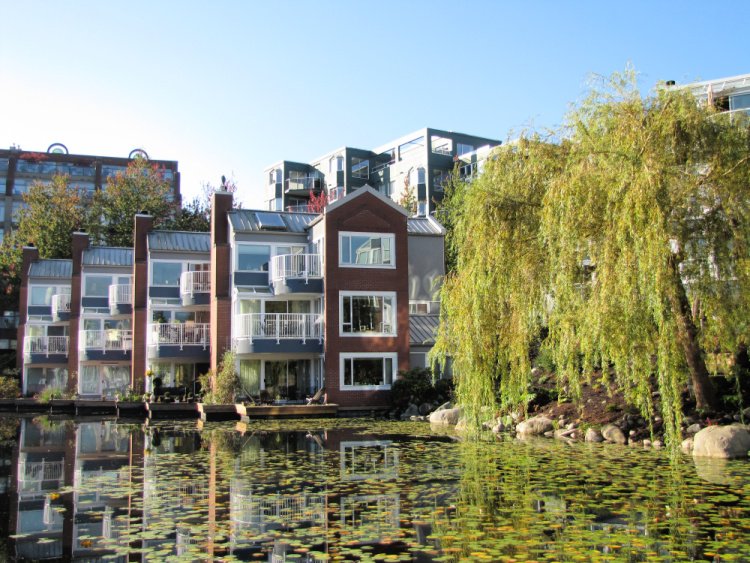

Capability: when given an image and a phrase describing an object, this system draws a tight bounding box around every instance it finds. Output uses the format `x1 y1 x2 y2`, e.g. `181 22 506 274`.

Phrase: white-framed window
151 261 183 286
29 285 70 306
236 244 271 272
339 232 395 268
340 352 397 390
340 292 396 336
83 275 112 297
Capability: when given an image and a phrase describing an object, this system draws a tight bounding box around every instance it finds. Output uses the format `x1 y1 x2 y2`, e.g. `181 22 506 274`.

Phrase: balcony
233 313 323 354
51 293 71 322
285 176 323 194
270 254 323 295
24 336 69 362
148 323 209 360
108 283 132 315
179 271 210 306
79 330 132 361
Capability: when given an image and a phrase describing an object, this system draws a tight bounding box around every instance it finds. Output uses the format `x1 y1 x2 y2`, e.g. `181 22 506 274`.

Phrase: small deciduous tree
89 157 177 247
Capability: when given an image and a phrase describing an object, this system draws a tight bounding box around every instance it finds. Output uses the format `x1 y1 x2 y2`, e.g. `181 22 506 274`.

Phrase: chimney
210 191 234 372
16 246 40 370
131 213 154 390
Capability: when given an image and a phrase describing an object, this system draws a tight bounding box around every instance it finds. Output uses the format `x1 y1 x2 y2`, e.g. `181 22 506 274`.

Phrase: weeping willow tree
433 71 750 442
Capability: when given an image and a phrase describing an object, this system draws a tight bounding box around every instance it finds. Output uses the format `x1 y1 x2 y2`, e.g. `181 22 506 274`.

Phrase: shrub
391 368 452 409
37 387 64 404
200 350 239 404
0 376 20 399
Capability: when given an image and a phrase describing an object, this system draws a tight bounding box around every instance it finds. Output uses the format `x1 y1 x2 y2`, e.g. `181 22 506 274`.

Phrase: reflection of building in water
340 494 400 542
11 418 69 560
72 420 135 561
340 440 398 481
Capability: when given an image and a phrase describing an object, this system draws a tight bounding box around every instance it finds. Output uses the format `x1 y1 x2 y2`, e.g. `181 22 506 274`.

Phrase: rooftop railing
51 293 71 317
108 283 132 307
235 313 322 344
270 254 322 284
179 271 211 298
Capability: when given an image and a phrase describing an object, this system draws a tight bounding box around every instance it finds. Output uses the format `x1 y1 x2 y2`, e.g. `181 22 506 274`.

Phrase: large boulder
516 415 554 437
429 407 462 426
585 428 604 443
692 425 750 459
601 424 627 445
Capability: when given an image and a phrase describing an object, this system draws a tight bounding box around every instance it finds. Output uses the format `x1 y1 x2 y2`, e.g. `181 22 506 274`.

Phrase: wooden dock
236 403 338 419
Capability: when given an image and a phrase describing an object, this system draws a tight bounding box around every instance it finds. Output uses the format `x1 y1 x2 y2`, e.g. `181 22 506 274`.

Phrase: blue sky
1 1 748 209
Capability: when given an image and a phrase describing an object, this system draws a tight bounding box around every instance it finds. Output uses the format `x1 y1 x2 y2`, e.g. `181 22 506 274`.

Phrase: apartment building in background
0 143 180 366
264 128 500 216
679 72 750 117
18 187 446 408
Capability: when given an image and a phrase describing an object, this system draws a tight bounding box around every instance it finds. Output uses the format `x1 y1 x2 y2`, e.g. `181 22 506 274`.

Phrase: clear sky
1 1 748 209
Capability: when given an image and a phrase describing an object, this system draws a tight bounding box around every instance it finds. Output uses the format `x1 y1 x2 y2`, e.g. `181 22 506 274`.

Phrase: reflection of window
237 244 271 271
340 441 399 481
341 292 396 335
351 157 369 179
457 143 474 156
340 353 396 389
339 232 394 267
151 262 182 286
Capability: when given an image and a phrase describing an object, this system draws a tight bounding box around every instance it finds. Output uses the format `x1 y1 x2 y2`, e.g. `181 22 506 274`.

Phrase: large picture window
151 262 182 286
237 244 271 271
340 353 396 390
341 292 396 336
339 232 394 267
84 275 111 297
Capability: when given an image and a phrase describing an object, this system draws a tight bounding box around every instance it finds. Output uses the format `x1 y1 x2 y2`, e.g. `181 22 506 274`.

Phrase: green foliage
0 375 20 398
433 69 750 443
164 196 210 232
37 387 64 403
533 347 557 373
390 367 452 408
89 157 177 247
200 350 239 404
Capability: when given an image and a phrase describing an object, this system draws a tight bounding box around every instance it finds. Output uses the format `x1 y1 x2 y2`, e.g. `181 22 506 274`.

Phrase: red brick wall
210 192 233 373
323 191 409 407
67 232 89 393
131 214 153 390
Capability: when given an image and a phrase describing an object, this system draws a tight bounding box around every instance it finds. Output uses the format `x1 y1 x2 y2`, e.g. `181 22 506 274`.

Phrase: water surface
1 416 749 561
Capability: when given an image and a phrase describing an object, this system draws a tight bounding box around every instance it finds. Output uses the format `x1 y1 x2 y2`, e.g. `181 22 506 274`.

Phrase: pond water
0 416 749 562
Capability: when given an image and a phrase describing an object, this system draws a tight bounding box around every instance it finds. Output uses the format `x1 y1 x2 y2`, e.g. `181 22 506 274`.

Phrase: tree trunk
668 256 719 411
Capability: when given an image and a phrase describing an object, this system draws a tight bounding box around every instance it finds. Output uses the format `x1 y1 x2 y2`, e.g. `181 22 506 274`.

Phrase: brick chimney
131 214 154 390
210 191 233 372
67 232 90 392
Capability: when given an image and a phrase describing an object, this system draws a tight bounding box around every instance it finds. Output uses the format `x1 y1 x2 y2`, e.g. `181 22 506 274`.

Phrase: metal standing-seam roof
229 210 317 234
82 247 133 266
148 231 210 253
28 259 72 279
407 216 445 235
409 315 440 346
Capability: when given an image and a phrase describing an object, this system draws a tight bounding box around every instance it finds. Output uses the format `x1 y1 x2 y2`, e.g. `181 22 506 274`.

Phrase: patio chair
306 387 326 405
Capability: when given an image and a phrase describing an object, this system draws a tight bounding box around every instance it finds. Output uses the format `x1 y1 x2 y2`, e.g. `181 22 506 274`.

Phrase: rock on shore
692 425 750 459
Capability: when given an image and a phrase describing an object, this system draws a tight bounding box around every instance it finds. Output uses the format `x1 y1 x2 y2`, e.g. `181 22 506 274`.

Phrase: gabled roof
29 259 72 279
229 209 317 234
410 315 440 346
323 185 408 218
82 247 133 266
148 231 210 253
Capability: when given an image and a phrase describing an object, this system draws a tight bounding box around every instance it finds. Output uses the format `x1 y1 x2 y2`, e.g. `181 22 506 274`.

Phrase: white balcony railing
270 254 322 284
180 271 211 298
24 336 69 357
235 313 322 344
148 323 209 349
51 293 71 317
108 283 132 307
79 330 133 353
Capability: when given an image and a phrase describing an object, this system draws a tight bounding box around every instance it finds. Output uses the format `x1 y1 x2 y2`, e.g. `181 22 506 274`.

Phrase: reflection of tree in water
424 439 748 562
